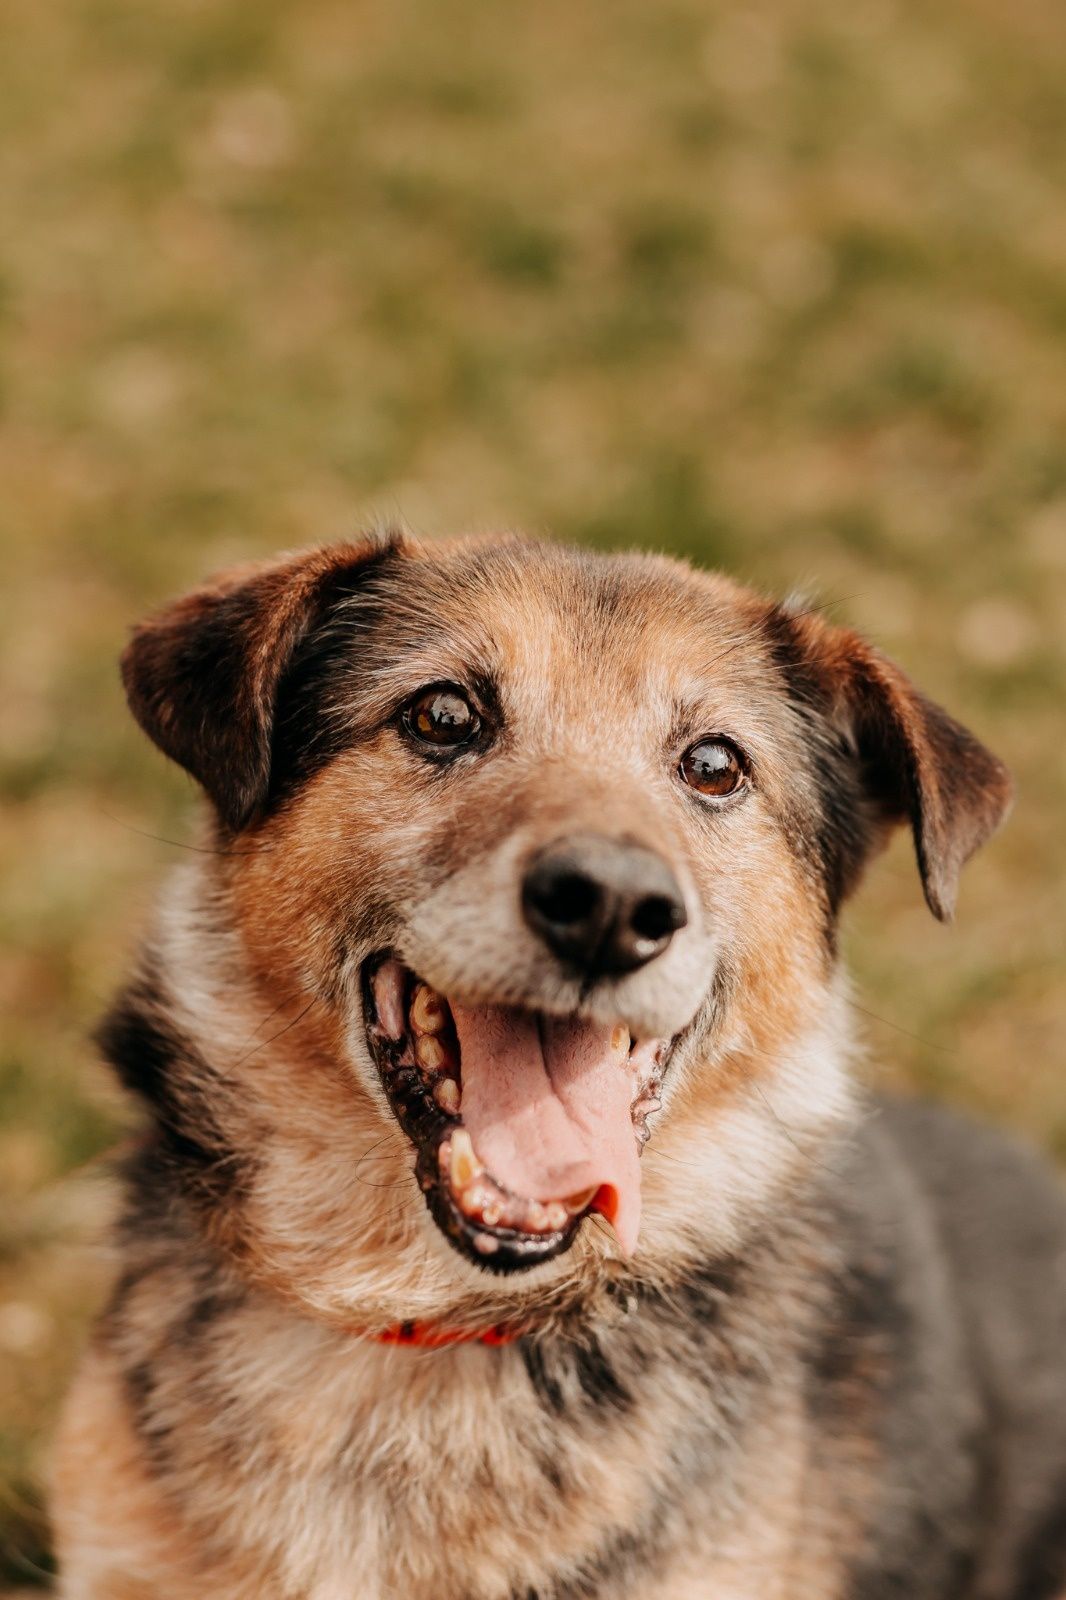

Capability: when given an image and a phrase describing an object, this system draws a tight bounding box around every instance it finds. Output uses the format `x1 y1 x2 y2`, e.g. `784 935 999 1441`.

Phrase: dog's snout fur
521 832 687 977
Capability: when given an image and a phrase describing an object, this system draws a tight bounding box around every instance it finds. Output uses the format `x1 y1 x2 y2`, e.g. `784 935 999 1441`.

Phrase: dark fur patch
760 602 1012 922
266 553 404 810
1016 1499 1066 1600
520 1339 567 1416
844 1538 977 1600
118 1355 180 1482
571 1336 632 1412
808 1251 907 1400
544 1482 676 1600
520 1330 633 1421
679 1254 741 1328
97 976 248 1210
760 603 879 929
122 535 404 832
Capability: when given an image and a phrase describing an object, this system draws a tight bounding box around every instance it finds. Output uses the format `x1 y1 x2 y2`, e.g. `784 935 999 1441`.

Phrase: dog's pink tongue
449 1005 643 1255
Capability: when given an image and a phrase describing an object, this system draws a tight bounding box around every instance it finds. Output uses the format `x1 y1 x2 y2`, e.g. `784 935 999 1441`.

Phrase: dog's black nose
522 834 688 977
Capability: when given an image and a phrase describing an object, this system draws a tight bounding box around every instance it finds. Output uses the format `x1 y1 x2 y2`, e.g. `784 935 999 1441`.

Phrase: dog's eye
679 738 746 799
403 685 481 749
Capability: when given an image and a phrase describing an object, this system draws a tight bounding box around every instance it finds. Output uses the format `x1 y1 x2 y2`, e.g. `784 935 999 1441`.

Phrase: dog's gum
411 984 448 1036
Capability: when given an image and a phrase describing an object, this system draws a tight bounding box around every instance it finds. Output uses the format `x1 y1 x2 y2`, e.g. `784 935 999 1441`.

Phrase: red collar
365 1319 525 1349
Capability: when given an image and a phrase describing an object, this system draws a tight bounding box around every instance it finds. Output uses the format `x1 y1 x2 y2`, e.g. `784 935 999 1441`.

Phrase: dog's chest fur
82 1209 866 1600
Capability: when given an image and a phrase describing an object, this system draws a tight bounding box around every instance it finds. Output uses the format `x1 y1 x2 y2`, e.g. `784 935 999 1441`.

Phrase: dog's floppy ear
769 606 1013 921
122 533 404 831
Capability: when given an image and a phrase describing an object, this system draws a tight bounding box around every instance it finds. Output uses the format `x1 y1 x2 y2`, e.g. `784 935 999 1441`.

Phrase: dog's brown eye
679 738 745 799
403 685 481 749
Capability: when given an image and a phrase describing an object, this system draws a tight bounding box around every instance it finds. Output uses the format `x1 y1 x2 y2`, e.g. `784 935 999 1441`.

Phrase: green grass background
2 0 1065 1584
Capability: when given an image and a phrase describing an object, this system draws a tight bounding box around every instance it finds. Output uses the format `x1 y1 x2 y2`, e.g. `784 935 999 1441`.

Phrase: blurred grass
2 0 1065 1583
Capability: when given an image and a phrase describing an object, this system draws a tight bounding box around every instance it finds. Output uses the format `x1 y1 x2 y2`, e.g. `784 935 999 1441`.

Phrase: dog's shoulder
865 1093 1066 1367
823 1095 1066 1599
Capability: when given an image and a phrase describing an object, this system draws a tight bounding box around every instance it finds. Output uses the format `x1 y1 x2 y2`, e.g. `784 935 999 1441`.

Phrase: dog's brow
372 649 498 691
666 694 747 754
666 660 757 727
322 650 502 733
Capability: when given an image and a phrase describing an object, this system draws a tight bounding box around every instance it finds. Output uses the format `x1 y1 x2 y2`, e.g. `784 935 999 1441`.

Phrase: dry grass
2 0 1065 1583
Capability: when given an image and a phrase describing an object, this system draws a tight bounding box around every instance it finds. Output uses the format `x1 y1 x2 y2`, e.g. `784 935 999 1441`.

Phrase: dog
51 532 1066 1600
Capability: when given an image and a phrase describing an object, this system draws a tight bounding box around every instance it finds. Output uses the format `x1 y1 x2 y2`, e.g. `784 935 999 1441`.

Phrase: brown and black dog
53 534 1066 1599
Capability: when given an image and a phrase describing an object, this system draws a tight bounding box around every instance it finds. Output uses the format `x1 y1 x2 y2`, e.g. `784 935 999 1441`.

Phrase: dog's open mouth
363 957 664 1273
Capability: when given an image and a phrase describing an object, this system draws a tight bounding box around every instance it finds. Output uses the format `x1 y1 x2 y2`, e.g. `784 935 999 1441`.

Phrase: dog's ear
768 606 1013 920
122 533 405 831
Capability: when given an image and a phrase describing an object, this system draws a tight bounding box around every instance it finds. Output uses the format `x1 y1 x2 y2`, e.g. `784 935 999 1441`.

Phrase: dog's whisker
229 997 317 1067
99 809 275 856
844 998 954 1055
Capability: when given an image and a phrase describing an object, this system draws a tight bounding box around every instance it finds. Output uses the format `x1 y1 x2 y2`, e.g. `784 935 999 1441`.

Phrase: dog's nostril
523 834 687 977
630 893 687 944
534 871 601 928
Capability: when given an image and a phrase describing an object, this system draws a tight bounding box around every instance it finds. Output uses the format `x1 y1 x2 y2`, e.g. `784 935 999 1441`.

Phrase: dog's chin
360 953 675 1275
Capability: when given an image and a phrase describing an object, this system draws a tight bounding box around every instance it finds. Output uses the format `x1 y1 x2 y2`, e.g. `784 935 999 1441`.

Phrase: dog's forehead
369 541 773 711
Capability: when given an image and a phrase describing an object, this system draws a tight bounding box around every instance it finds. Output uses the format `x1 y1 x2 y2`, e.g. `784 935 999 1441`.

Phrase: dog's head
113 535 1010 1321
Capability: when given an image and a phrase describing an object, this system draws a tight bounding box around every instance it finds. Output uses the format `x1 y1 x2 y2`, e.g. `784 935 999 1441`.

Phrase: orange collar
366 1319 525 1349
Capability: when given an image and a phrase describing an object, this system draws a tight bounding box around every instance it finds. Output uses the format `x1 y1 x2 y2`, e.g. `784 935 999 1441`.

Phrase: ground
1 0 1065 1585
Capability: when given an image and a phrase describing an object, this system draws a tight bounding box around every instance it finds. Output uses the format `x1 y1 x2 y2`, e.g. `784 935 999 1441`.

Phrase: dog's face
115 536 1010 1318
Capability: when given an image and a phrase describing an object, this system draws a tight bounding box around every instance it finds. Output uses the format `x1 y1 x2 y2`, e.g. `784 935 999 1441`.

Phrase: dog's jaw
361 954 669 1274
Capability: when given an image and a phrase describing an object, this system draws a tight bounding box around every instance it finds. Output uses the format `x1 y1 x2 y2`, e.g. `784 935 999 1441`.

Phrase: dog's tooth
434 1077 461 1116
543 1202 568 1231
481 1200 502 1228
449 1128 481 1190
458 1177 497 1219
416 1034 454 1075
410 984 448 1036
564 1186 598 1214
611 1025 630 1054
473 1232 499 1256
